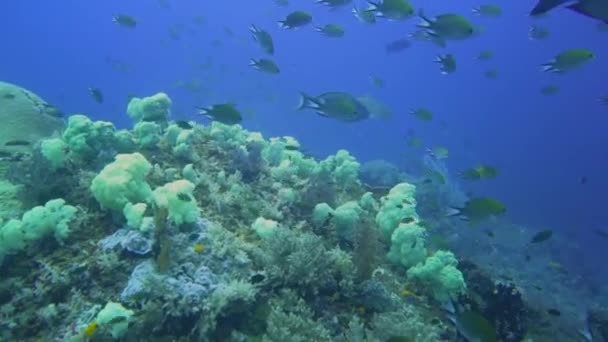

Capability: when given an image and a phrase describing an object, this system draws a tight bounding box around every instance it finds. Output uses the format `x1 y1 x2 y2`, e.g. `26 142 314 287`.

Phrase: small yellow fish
84 322 98 337
193 244 205 253
357 306 366 314
400 289 420 298
548 261 563 270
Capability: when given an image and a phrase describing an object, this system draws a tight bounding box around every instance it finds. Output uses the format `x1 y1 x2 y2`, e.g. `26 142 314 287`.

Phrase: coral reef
0 92 581 341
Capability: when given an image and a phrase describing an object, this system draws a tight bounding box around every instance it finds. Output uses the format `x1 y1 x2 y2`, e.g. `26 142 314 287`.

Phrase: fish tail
249 59 259 68
417 8 431 27
296 92 315 111
366 1 379 10
277 21 287 29
540 62 555 72
249 24 259 34
446 207 469 221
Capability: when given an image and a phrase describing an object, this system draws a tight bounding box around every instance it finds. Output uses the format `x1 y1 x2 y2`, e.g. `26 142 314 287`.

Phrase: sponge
0 199 77 264
406 250 466 301
90 153 153 211
152 179 200 225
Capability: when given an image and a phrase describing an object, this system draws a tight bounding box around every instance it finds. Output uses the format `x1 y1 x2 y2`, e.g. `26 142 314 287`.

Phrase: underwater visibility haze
0 0 607 341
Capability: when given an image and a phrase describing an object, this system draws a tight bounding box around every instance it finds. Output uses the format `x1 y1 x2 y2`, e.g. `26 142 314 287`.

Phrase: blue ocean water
2 0 607 304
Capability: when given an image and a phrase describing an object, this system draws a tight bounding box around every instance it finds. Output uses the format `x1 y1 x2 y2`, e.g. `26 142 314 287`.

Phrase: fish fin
366 1 379 10
445 207 462 217
530 0 562 16
196 106 209 115
249 24 259 35
277 21 288 29
296 92 318 111
540 62 556 72
472 8 480 15
315 111 329 118
249 59 258 67
417 8 432 26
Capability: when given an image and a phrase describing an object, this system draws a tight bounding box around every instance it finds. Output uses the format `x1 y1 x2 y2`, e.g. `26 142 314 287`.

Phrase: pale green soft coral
375 182 419 240
90 153 153 211
133 121 161 149
123 202 148 229
333 201 363 236
387 223 427 268
312 203 334 228
407 250 466 301
40 138 68 169
127 92 172 123
252 217 279 239
173 129 200 161
95 301 134 339
0 199 77 264
152 179 200 225
62 115 117 159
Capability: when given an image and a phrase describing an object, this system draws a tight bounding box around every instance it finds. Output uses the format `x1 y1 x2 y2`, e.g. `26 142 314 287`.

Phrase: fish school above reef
0 89 604 341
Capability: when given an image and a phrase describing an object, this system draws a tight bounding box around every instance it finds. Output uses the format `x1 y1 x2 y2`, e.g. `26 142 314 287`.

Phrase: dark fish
278 11 312 29
592 229 608 239
484 229 495 238
177 193 192 202
401 216 415 224
175 120 193 129
410 239 417 249
2 93 16 99
579 176 588 184
4 140 31 147
250 273 265 283
530 229 553 243
113 14 137 28
530 0 569 16
198 103 243 125
385 38 411 53
547 308 561 316
566 1 608 23
42 103 65 118
89 87 104 103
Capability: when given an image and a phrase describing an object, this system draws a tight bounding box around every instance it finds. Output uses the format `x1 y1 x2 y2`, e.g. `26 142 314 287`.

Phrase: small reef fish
476 50 494 61
175 121 193 130
459 165 499 180
4 140 31 147
542 49 595 73
353 6 377 24
113 14 137 28
88 87 104 103
316 0 352 8
297 91 371 122
529 25 551 40
530 229 553 243
315 24 345 37
435 54 457 74
198 103 243 125
540 85 560 96
249 58 280 74
448 197 506 222
385 38 411 53
278 11 312 29
472 4 503 17
409 108 433 121
249 25 274 55
368 0 415 21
